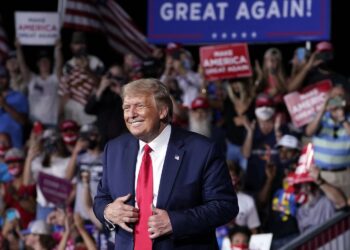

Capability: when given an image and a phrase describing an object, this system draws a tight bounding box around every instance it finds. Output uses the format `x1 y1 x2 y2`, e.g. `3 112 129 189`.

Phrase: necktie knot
144 144 152 154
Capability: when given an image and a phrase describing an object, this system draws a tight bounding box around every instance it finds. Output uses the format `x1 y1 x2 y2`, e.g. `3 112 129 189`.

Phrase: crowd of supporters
0 31 349 249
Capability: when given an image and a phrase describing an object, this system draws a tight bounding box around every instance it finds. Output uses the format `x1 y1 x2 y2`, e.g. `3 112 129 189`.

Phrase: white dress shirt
135 125 171 207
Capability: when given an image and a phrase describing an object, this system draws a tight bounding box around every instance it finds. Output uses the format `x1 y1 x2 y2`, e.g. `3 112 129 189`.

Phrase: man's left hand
148 206 172 239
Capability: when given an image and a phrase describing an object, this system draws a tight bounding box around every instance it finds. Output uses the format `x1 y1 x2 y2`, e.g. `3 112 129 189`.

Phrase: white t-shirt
31 155 70 207
28 73 59 125
236 191 261 229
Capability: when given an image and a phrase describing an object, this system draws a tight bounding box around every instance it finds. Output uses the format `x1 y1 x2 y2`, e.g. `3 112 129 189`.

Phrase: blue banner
147 0 330 44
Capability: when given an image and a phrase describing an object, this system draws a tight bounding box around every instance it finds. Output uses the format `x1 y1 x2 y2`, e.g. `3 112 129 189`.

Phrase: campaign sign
200 43 252 80
38 172 72 205
249 233 273 250
15 12 59 45
284 80 332 128
148 0 330 44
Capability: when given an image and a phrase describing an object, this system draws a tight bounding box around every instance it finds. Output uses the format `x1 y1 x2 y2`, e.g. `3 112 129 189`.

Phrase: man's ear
159 106 169 120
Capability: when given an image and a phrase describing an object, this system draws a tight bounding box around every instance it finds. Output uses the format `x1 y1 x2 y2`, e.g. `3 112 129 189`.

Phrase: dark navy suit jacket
93 126 238 250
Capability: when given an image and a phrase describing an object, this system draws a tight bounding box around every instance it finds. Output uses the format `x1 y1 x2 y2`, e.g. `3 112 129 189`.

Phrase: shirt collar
139 125 171 153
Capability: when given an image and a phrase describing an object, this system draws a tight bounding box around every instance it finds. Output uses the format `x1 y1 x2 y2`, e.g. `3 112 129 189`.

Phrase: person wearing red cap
1 148 36 228
188 96 226 153
294 165 347 233
242 93 287 198
288 41 349 93
59 119 80 153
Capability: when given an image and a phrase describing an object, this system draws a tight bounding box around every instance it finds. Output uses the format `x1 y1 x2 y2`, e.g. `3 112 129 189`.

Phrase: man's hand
104 194 139 233
148 205 172 239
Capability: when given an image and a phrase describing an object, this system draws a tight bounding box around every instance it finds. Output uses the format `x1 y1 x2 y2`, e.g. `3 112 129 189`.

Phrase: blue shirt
0 90 29 147
313 112 350 170
0 162 12 183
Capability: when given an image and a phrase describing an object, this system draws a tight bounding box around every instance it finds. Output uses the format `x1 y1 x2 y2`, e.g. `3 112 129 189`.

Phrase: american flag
61 0 154 59
0 19 9 62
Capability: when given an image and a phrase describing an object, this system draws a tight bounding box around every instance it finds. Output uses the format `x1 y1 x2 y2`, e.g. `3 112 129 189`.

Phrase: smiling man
93 78 238 250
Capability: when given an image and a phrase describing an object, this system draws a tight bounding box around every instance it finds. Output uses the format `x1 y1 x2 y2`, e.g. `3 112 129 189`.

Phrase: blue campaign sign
147 0 330 44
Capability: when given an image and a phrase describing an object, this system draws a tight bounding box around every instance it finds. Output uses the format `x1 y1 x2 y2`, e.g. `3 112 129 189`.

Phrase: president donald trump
93 78 238 250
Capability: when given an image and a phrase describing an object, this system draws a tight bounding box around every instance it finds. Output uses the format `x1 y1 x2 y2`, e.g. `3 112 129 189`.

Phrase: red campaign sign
284 80 332 128
200 43 252 81
38 172 73 205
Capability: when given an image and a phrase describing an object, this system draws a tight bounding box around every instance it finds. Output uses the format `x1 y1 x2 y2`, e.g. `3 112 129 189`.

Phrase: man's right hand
104 194 139 233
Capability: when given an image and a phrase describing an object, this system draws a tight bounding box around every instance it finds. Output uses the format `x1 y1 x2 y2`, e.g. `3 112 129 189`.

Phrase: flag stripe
63 14 103 31
62 0 153 58
102 5 152 54
99 8 149 57
0 22 9 61
106 1 153 51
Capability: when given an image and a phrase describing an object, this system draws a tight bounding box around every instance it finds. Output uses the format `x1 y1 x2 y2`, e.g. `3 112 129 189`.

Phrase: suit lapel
123 137 139 206
156 128 185 208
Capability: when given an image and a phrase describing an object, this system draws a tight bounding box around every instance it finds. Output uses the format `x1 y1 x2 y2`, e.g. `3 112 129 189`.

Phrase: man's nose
127 106 138 117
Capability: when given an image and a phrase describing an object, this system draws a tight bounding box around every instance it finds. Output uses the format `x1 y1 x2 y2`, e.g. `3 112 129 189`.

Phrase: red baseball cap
165 42 182 54
59 120 79 131
255 93 274 107
315 41 333 52
191 97 210 110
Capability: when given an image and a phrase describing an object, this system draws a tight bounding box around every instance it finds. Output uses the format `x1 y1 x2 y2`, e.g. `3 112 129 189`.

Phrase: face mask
8 166 22 177
88 139 98 150
295 191 308 205
231 243 249 250
62 132 78 145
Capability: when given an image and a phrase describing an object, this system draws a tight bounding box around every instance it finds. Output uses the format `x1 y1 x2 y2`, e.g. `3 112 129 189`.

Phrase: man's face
330 107 345 122
71 43 86 54
257 118 274 135
123 94 167 142
191 108 208 121
279 147 297 161
37 57 51 74
189 109 211 137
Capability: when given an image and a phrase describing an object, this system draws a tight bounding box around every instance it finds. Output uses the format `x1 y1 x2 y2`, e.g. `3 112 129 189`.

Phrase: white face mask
255 107 275 121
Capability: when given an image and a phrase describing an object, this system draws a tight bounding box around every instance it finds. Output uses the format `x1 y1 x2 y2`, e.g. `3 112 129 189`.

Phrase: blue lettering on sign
148 0 330 44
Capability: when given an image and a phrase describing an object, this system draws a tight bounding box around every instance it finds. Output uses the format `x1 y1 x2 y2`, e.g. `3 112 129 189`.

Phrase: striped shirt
313 112 350 170
59 67 96 105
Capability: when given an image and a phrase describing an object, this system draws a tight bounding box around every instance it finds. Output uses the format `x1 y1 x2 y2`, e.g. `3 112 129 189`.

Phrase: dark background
1 0 349 77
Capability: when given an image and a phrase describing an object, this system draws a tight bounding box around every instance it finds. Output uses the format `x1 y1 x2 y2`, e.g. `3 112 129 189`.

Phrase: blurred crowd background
1 1 350 250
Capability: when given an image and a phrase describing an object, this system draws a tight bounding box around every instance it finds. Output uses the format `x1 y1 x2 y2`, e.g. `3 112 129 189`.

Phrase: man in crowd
188 96 226 153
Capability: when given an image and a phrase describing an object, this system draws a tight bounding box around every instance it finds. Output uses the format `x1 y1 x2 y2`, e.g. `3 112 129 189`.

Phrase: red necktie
135 144 153 250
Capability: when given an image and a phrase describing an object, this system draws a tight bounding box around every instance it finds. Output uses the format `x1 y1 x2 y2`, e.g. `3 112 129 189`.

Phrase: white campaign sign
15 12 59 45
